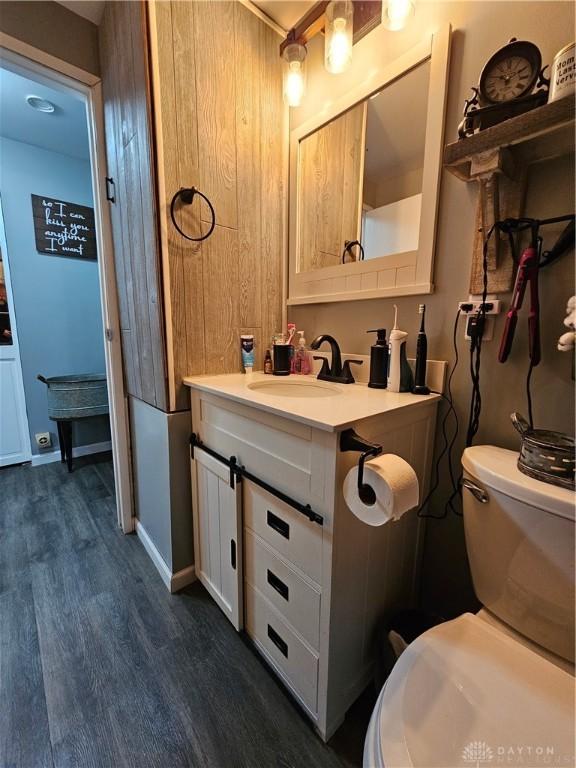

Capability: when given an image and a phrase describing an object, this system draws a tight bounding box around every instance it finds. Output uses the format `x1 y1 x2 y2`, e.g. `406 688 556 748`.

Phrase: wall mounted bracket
279 0 382 55
340 428 382 506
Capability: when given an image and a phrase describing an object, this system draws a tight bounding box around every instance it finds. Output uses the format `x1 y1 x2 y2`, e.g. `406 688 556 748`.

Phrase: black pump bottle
367 329 389 389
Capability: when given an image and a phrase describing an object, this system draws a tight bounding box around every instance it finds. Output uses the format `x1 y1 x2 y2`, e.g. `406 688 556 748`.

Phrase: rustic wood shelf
444 97 575 180
443 97 575 294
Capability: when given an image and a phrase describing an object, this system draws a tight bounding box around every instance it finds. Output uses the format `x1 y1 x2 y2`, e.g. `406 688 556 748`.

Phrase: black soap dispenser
367 329 389 389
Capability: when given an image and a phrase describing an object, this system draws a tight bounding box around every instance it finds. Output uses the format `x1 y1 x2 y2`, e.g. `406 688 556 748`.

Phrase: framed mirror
288 25 451 305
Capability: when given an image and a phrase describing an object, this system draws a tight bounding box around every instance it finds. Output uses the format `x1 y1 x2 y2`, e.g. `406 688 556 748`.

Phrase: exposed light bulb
282 42 307 108
285 62 305 107
325 1 353 74
384 0 415 31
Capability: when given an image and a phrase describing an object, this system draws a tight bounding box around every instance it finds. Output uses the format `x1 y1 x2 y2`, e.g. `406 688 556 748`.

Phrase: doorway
0 199 31 466
0 43 133 533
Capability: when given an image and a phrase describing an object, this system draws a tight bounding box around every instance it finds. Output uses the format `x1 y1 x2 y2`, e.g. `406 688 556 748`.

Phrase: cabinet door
192 448 243 630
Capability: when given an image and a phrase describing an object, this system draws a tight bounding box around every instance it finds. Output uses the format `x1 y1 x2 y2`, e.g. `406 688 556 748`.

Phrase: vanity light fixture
279 1 386 107
282 42 307 107
26 95 55 113
384 0 415 31
325 0 353 74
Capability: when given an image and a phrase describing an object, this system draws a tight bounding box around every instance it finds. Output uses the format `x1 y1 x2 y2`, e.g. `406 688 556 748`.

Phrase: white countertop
183 372 440 432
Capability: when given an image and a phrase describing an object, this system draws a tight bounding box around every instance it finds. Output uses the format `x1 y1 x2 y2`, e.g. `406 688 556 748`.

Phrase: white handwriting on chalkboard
42 205 90 231
44 226 88 255
34 195 95 259
42 199 67 217
40 200 91 256
44 208 66 227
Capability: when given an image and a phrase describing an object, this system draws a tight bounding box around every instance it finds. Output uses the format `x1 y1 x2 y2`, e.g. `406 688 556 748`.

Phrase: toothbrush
413 304 430 395
286 323 296 346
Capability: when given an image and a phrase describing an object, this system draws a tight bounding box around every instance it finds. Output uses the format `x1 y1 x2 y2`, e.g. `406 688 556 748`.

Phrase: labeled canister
549 42 575 102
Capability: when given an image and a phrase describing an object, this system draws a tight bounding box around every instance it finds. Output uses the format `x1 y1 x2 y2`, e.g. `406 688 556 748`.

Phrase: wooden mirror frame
287 24 451 306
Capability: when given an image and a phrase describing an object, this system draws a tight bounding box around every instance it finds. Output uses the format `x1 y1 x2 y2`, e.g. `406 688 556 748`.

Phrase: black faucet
310 334 363 384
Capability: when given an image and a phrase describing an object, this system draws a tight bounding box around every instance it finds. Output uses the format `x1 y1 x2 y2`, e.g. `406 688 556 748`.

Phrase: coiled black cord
419 216 573 518
418 224 491 519
465 223 491 447
417 309 461 519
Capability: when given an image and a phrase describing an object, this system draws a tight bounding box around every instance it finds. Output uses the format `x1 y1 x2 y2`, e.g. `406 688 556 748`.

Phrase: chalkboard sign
31 194 97 260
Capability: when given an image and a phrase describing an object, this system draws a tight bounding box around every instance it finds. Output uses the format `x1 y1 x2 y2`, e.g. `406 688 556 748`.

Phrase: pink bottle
294 331 312 375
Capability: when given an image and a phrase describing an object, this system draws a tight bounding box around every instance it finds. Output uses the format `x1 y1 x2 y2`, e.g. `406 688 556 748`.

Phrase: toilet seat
364 613 575 768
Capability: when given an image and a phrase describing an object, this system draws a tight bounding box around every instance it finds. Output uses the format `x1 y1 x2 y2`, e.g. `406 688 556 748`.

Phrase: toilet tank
462 445 575 663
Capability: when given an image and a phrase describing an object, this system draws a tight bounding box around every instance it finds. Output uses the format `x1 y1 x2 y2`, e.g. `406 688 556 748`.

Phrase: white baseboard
135 520 196 593
31 439 112 467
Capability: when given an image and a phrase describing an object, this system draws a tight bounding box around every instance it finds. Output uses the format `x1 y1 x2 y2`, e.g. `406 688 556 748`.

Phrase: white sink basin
247 378 342 398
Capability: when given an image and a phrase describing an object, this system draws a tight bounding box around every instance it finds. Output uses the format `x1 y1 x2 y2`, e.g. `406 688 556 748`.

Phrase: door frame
0 33 134 533
0 196 33 465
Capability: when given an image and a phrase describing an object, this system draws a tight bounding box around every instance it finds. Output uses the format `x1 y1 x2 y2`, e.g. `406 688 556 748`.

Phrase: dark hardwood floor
0 454 373 768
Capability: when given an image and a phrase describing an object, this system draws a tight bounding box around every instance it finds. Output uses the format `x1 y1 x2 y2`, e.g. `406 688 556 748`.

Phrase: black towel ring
342 239 365 263
170 186 216 242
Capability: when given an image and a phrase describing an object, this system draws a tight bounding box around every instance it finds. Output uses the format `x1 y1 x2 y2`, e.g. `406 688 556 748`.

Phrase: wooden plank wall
150 1 286 411
99 0 167 410
298 102 366 271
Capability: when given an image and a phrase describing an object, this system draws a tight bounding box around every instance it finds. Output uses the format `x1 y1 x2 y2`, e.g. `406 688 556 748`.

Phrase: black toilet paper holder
340 429 383 506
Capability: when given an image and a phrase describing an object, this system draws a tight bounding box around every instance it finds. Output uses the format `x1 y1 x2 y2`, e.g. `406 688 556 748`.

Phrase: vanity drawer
244 528 321 649
243 480 322 584
245 583 318 714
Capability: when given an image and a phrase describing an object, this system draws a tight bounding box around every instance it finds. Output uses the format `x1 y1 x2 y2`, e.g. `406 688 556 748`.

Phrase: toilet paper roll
343 454 419 526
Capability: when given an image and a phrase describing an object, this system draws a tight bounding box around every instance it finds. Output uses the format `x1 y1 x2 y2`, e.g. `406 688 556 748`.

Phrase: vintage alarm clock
458 39 549 138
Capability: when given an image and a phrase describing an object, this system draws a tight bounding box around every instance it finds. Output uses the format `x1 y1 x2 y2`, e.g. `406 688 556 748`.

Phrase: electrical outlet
458 299 501 315
465 315 495 342
35 432 52 449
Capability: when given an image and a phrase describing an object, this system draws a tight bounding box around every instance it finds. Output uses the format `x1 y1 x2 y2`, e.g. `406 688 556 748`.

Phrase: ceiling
251 1 315 31
55 0 105 25
54 0 311 30
364 59 430 180
0 67 90 160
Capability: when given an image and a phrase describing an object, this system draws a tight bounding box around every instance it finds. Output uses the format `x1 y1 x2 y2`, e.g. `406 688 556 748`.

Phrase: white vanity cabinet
186 374 439 741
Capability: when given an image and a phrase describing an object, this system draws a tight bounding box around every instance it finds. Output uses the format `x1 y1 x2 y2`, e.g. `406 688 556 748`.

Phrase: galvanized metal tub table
37 373 109 471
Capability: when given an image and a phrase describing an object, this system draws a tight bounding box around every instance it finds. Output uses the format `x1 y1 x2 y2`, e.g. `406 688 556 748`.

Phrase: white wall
289 2 575 616
130 397 193 575
0 136 109 454
364 166 423 208
363 193 422 260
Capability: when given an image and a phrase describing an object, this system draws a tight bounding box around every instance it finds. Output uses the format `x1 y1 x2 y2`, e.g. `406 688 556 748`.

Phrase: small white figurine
558 296 576 351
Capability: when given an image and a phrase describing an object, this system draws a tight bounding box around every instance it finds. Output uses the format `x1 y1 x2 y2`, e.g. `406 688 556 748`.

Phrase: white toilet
364 445 575 768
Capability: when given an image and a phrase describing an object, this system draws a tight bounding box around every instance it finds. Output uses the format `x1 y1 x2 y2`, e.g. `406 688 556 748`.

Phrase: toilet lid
377 613 575 768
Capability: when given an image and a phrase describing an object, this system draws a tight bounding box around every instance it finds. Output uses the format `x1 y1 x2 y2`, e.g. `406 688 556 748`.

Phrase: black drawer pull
267 510 290 540
267 624 288 657
267 569 289 601
230 539 236 570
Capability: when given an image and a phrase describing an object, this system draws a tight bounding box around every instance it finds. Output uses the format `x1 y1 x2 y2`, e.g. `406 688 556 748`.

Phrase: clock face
479 40 542 104
484 56 535 101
